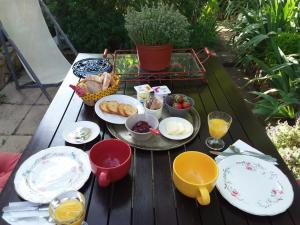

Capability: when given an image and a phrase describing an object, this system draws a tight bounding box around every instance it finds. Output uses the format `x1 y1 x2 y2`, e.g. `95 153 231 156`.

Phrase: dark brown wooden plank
179 82 226 225
132 150 155 225
195 83 249 225
86 79 132 225
153 151 177 225
85 129 112 225
168 80 205 225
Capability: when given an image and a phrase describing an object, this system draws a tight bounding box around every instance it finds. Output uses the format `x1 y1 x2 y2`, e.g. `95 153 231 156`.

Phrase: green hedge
46 0 218 52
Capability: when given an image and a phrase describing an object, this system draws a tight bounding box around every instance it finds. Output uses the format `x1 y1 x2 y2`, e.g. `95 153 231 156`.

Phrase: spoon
150 128 160 135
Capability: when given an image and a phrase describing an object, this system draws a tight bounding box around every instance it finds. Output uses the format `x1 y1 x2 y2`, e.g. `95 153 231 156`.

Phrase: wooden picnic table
0 53 299 225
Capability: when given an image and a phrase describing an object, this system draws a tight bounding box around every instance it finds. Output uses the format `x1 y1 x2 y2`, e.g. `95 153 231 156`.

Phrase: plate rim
62 121 100 144
216 155 294 216
94 94 145 124
14 146 91 203
159 117 194 140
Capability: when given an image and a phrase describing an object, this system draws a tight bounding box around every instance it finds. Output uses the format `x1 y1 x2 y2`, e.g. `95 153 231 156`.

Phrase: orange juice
54 199 85 225
208 118 229 139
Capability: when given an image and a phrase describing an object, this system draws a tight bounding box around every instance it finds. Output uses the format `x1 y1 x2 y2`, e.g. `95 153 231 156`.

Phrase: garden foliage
267 118 300 179
46 0 219 51
225 0 300 121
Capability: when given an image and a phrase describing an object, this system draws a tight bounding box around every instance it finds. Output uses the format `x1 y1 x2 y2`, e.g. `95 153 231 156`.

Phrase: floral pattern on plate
14 146 91 203
217 155 294 216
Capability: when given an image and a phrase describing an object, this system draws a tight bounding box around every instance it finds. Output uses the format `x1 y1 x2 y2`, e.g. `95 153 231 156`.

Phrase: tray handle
197 47 217 64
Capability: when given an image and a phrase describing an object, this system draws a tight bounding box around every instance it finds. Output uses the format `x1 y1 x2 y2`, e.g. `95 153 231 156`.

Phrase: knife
2 204 48 213
209 151 278 163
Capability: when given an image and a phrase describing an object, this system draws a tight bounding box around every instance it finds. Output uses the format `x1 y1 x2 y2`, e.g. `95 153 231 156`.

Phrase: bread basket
76 74 120 106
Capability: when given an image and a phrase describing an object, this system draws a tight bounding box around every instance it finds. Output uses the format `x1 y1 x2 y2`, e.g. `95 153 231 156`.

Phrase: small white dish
144 96 163 119
159 117 193 140
125 114 159 141
63 121 100 144
216 155 294 216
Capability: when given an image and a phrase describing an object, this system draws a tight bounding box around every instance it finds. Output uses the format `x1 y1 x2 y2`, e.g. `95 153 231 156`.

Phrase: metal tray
106 107 201 151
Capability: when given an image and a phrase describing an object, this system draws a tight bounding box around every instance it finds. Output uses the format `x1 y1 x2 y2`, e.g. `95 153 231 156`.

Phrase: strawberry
173 102 183 109
178 95 184 103
182 102 191 109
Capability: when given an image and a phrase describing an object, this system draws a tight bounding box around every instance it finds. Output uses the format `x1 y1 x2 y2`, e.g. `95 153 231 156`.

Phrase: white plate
62 121 100 144
94 94 144 124
159 117 193 140
14 146 91 203
216 155 294 216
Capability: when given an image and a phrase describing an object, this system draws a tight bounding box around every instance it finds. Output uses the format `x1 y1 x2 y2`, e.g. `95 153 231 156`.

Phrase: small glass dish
49 190 86 225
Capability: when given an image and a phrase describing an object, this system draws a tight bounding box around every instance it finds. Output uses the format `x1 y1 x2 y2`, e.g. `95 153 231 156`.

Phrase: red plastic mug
89 139 132 187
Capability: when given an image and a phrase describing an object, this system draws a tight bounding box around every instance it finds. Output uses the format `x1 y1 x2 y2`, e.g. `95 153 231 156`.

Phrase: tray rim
106 107 201 151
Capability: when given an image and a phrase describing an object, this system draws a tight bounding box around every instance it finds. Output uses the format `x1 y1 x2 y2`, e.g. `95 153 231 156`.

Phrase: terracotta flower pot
136 44 173 71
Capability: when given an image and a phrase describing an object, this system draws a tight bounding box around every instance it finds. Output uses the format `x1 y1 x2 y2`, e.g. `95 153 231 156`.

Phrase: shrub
248 44 300 120
190 0 219 48
267 118 300 179
265 32 300 64
46 0 131 52
46 0 217 51
124 4 190 47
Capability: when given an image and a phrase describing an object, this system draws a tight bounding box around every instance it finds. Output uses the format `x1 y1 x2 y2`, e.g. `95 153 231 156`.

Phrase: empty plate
216 155 294 216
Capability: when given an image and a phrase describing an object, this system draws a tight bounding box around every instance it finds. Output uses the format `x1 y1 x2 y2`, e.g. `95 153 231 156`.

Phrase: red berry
178 95 184 103
182 102 191 109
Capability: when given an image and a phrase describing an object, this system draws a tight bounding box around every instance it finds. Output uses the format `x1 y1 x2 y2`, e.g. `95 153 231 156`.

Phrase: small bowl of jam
125 114 159 141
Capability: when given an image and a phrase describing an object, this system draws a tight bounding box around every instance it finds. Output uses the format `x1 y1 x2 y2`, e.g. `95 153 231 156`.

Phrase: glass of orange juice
49 191 87 225
206 111 232 150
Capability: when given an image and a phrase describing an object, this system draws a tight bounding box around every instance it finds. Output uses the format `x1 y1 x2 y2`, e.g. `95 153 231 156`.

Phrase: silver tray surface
107 107 201 151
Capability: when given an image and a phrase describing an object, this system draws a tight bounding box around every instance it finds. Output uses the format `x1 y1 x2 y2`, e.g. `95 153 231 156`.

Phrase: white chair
0 0 77 101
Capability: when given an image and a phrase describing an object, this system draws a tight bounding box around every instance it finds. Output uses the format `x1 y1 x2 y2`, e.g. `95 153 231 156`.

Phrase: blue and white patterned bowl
72 58 113 78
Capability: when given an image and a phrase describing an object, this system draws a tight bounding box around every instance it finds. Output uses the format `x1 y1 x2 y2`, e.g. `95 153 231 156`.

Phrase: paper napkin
215 139 278 165
2 202 52 225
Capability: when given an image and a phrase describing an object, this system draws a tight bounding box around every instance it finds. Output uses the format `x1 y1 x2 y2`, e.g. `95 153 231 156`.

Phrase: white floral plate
14 146 91 203
94 94 145 124
216 155 294 216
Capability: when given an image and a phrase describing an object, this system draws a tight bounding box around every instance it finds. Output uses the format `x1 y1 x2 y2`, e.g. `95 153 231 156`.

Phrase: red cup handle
98 171 110 187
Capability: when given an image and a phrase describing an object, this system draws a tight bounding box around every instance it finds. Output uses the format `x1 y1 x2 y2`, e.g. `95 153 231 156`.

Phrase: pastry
99 100 137 117
124 104 138 116
102 72 112 90
118 104 127 117
107 101 119 114
86 80 102 93
85 75 104 83
100 102 110 113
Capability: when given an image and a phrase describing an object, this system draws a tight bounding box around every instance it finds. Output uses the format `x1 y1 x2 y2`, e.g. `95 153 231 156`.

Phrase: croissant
85 75 104 83
85 80 102 93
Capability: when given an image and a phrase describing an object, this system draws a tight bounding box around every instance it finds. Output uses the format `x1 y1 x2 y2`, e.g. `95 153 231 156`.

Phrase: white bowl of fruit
165 94 194 117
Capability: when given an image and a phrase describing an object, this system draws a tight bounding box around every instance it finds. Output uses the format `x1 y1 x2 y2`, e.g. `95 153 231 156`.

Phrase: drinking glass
206 111 232 150
49 190 87 225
